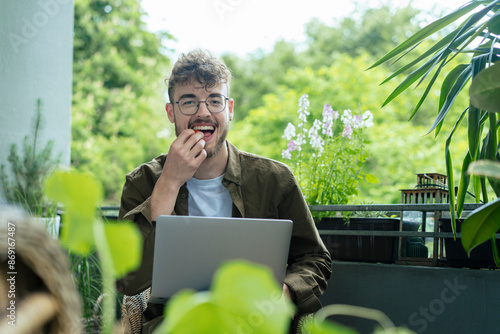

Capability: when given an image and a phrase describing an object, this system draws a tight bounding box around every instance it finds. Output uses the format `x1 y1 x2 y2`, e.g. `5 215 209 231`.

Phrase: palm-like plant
369 0 500 264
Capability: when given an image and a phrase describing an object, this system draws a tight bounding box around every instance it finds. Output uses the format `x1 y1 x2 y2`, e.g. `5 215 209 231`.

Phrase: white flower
341 109 353 126
309 119 325 153
298 94 310 111
352 114 363 129
332 109 339 120
322 104 334 137
295 133 306 151
342 125 353 139
281 149 292 160
363 110 374 128
282 122 296 140
297 94 310 127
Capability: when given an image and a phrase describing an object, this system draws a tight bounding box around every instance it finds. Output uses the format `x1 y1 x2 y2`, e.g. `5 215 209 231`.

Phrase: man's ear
166 103 175 123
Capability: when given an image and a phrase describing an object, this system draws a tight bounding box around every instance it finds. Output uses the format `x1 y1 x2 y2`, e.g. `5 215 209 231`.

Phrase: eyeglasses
175 94 229 115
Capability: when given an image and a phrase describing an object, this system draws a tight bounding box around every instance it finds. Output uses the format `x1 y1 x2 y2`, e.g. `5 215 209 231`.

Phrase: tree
302 3 424 68
222 40 303 121
72 0 174 202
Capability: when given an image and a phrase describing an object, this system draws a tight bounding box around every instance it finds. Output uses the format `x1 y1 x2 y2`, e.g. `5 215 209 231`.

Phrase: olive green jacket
116 141 332 316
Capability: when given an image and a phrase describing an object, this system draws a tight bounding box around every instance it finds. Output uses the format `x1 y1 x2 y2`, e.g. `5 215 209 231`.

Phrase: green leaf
427 65 472 135
461 197 500 255
488 15 500 35
488 11 500 34
468 160 500 180
45 170 103 254
159 291 236 334
160 260 295 334
104 222 142 278
445 108 468 234
381 60 433 107
212 261 295 334
368 1 483 69
365 173 379 184
409 58 447 121
469 63 500 113
378 30 457 85
457 152 472 218
441 65 470 111
468 105 481 158
492 235 500 267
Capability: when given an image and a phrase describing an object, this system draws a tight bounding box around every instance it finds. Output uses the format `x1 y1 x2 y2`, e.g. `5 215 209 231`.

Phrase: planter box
317 217 399 264
441 218 500 268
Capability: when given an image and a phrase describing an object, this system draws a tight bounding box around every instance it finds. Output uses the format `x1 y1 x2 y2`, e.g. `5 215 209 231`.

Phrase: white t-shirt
186 174 233 217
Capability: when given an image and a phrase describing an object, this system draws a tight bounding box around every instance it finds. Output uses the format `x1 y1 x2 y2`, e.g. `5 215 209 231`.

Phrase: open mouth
192 125 215 137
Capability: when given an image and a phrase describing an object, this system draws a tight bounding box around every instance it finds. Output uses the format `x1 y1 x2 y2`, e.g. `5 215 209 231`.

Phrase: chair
121 287 151 334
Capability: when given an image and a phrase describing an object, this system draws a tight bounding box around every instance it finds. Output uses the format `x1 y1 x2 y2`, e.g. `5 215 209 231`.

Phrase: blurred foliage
228 53 470 203
0 99 60 215
71 1 472 204
302 3 422 66
71 0 174 203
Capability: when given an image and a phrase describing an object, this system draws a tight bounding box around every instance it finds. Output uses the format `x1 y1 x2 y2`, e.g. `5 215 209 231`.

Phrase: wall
320 262 500 334
0 0 74 178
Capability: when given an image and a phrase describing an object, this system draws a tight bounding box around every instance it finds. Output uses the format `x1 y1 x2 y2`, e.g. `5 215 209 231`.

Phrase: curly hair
167 49 232 102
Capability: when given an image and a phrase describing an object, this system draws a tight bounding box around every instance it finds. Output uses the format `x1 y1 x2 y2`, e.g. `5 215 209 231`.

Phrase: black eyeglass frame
174 94 230 115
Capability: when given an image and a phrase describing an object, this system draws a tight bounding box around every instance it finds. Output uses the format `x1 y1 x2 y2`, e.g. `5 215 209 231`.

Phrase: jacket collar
224 141 241 186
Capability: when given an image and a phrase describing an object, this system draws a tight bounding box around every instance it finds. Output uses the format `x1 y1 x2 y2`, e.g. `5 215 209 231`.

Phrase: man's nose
196 101 211 116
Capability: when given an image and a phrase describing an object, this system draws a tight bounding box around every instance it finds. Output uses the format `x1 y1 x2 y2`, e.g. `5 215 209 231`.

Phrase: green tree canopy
72 0 174 202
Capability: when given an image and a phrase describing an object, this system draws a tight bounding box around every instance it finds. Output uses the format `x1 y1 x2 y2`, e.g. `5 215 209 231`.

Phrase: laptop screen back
149 215 293 304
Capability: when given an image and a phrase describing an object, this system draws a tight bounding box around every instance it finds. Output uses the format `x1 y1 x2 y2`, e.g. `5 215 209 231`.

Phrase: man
117 49 332 332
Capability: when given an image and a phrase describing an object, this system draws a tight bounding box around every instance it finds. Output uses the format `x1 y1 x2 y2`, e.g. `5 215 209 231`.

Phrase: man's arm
280 180 332 315
117 129 206 295
151 129 206 221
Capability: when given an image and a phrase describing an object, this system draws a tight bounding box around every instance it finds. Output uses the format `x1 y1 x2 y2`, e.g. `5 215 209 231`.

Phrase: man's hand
162 129 207 187
150 130 206 220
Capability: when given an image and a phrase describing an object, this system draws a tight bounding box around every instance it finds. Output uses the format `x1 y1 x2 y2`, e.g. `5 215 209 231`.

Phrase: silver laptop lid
149 216 293 304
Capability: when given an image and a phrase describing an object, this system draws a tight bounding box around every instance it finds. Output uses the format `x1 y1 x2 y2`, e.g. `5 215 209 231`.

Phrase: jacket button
181 193 187 199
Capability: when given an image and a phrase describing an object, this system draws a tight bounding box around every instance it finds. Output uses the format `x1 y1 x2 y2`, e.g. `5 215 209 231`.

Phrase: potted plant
369 0 500 267
280 95 401 263
458 62 500 266
281 94 377 209
0 98 61 236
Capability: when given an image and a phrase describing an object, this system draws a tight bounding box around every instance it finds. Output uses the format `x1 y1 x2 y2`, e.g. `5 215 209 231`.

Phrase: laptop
149 215 293 304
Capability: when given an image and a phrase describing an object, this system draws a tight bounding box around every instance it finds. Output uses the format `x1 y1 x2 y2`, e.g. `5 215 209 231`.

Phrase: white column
0 0 74 173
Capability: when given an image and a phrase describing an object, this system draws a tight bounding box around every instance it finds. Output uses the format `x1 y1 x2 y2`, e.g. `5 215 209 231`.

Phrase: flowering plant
282 94 376 206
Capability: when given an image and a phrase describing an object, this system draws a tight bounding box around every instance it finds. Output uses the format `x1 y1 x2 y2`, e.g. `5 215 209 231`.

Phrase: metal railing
309 203 493 265
310 203 486 238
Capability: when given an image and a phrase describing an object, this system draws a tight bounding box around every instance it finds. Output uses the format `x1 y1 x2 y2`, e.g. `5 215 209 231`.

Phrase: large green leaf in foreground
46 170 142 278
46 170 102 253
157 260 295 334
469 62 500 113
461 197 500 255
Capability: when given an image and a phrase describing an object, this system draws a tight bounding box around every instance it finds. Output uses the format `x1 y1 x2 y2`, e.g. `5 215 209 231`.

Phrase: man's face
167 80 233 158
